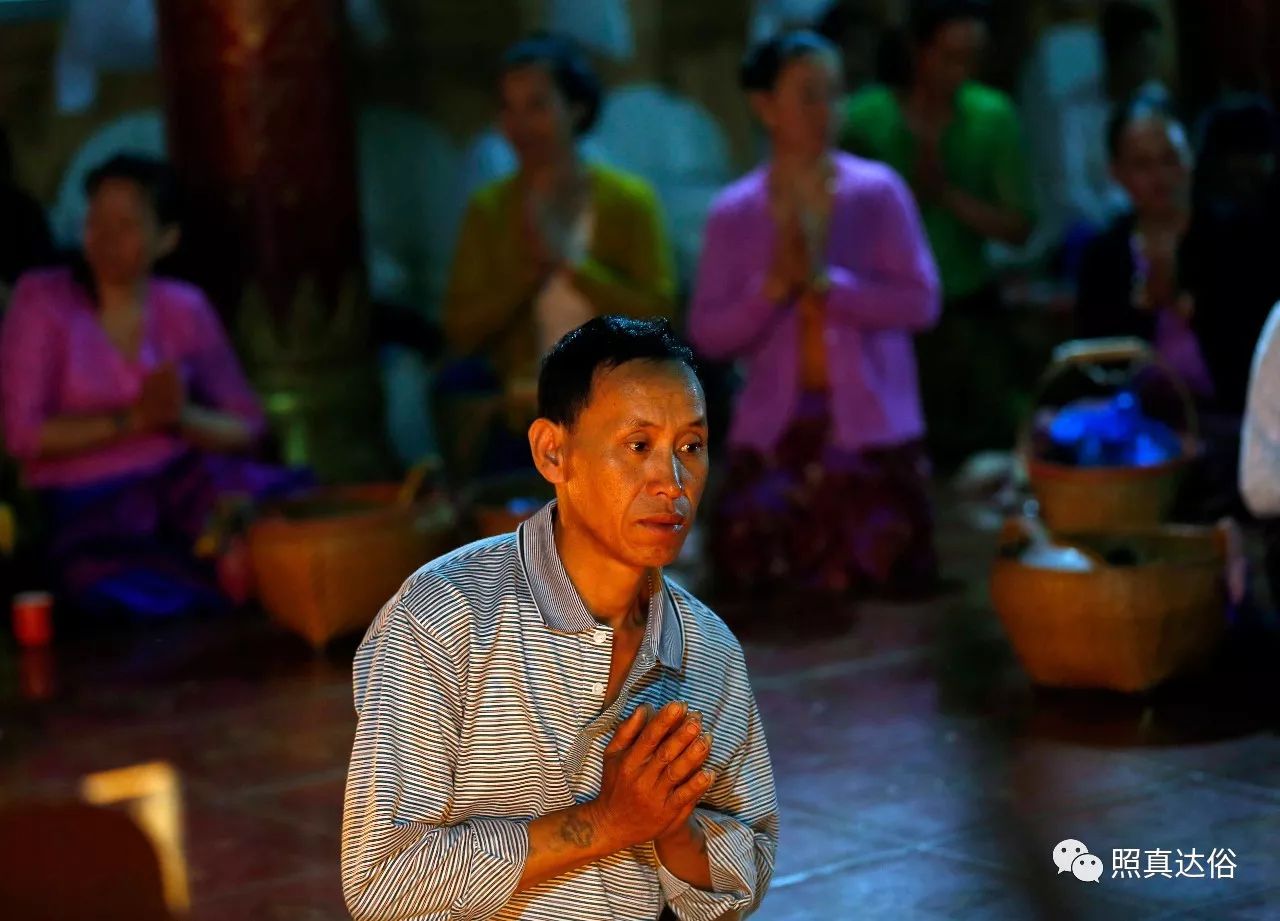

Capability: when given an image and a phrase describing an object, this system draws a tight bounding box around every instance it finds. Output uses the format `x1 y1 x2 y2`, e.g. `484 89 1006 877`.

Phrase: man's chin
630 536 688 570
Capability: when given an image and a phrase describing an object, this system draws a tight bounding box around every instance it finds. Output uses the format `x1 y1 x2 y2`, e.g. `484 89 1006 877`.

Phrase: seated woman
689 31 941 603
440 33 675 480
1075 97 1213 399
0 155 308 619
1076 97 1280 524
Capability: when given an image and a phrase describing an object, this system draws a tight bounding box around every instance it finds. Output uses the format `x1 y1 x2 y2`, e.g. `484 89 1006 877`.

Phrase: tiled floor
1 497 1278 920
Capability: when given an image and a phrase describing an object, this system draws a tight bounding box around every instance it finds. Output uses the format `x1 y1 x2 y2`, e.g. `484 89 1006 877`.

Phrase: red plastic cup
12 591 54 648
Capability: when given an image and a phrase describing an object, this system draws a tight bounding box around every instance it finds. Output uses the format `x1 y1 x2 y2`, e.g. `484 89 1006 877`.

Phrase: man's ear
529 418 568 485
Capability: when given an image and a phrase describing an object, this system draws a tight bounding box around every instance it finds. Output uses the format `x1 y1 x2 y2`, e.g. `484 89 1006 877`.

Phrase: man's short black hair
537 316 699 428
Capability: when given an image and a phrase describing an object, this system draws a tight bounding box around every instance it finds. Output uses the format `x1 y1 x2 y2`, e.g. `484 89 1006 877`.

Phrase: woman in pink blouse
689 32 941 604
0 155 307 618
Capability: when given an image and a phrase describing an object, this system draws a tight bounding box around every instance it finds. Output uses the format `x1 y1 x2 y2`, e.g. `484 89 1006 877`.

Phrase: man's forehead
581 361 704 424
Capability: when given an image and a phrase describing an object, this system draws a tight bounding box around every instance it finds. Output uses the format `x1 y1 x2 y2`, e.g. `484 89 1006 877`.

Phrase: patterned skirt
709 392 937 599
41 450 312 619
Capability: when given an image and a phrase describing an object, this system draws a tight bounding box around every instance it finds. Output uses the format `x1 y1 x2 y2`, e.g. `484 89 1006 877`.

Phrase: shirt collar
517 501 684 672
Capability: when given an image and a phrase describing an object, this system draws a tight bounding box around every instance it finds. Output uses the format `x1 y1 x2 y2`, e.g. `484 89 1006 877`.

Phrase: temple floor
2 490 1278 920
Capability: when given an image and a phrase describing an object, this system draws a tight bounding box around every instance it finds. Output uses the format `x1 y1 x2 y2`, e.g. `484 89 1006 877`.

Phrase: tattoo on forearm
560 812 596 848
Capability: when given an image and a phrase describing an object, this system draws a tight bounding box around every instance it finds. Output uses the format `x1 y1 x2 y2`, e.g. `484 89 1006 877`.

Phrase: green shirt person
839 0 1036 469
842 79 1034 301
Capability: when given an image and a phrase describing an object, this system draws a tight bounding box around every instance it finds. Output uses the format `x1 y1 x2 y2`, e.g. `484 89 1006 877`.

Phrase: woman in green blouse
841 0 1034 470
440 34 675 478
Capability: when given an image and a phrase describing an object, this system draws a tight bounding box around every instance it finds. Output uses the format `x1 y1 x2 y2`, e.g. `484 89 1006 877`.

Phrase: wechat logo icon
1054 839 1103 882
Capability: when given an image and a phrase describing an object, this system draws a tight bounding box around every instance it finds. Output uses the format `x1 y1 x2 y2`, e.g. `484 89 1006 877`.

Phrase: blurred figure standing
841 0 1034 472
690 31 940 605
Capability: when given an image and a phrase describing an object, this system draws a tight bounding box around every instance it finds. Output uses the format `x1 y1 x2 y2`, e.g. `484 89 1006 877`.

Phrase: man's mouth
638 514 687 532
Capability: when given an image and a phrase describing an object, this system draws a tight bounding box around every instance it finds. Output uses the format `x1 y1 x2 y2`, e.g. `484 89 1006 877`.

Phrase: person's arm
938 186 1033 246
941 102 1035 246
818 171 941 332
568 180 676 320
343 599 538 921
1073 227 1152 341
33 411 138 457
653 647 779 920
687 202 787 361
1241 302 1280 517
178 288 265 453
0 274 127 461
521 703 713 894
443 195 547 358
343 606 716 921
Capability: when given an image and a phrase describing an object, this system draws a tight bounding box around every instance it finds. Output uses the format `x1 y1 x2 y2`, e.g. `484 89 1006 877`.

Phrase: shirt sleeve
837 92 879 161
342 596 530 921
442 194 543 359
987 100 1037 221
822 169 940 332
1241 302 1280 517
180 288 267 439
687 201 786 361
654 647 779 920
0 274 62 460
570 179 676 321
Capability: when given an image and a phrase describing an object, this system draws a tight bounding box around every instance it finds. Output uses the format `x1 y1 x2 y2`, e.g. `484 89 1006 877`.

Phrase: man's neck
552 512 652 633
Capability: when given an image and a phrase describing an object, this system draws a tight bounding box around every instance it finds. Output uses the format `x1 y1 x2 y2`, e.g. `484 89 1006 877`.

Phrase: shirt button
591 682 605 696
592 630 608 646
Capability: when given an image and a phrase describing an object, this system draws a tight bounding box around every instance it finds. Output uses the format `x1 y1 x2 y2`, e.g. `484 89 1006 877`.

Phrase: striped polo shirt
342 501 778 920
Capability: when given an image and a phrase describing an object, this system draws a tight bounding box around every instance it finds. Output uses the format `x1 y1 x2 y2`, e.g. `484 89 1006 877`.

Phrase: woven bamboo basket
990 519 1227 692
1021 338 1199 532
248 473 457 648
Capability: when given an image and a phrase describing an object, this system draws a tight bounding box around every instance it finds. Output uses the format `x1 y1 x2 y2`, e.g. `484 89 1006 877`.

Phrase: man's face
553 360 708 571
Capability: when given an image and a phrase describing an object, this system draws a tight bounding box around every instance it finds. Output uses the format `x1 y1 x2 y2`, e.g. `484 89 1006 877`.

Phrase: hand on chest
60 312 190 411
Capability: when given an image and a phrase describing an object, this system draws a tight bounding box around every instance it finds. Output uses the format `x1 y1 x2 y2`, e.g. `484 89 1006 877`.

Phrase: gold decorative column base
240 273 394 484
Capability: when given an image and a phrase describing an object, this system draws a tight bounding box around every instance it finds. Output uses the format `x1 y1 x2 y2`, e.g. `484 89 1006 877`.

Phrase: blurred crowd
4 0 1280 624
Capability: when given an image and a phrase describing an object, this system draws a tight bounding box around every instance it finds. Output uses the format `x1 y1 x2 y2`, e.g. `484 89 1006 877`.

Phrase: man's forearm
654 815 714 890
516 802 625 893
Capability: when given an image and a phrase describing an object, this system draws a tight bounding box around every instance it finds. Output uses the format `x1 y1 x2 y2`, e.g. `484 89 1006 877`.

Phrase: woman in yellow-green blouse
441 35 675 477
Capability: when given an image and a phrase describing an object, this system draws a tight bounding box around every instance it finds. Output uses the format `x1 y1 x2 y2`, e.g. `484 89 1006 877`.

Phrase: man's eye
681 442 706 455
628 442 648 453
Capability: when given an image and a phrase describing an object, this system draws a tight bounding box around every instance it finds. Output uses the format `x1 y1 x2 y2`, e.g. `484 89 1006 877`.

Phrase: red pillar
155 0 389 481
